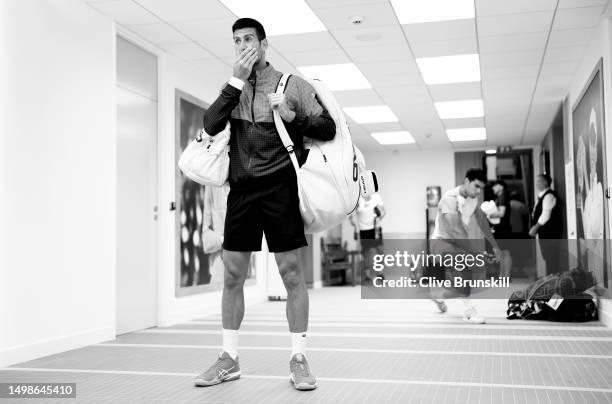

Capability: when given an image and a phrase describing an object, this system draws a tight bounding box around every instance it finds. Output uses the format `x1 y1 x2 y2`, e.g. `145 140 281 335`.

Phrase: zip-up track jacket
203 63 336 189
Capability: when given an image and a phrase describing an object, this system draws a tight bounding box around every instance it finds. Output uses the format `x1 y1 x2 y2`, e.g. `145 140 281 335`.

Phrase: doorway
115 37 158 335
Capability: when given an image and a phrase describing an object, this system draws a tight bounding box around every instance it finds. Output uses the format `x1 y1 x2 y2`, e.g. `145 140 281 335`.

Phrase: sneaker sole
290 374 318 391
463 317 486 324
194 371 241 387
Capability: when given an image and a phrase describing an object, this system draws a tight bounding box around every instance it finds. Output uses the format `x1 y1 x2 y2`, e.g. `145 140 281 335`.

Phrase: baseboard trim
312 281 323 289
0 327 115 368
600 298 612 329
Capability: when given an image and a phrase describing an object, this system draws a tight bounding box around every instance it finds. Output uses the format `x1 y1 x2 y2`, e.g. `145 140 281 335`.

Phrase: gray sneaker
290 353 317 391
194 351 241 387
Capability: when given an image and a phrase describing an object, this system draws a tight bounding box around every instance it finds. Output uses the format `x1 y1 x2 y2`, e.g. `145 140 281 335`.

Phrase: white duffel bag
178 122 230 187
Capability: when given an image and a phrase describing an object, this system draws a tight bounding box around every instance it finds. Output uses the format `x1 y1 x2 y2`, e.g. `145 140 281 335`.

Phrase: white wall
363 149 455 238
564 14 612 327
155 42 269 327
0 0 116 366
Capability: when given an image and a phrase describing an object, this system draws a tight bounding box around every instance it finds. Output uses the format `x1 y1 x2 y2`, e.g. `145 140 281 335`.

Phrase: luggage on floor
507 268 598 322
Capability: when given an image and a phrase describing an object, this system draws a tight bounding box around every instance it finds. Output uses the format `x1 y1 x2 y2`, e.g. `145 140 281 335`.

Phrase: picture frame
571 58 609 289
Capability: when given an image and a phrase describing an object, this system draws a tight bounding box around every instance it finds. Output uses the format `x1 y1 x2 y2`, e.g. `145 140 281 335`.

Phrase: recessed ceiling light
416 54 480 85
219 0 326 36
390 0 475 24
435 99 484 119
343 106 398 124
446 127 486 141
297 64 371 91
371 131 415 145
486 149 497 155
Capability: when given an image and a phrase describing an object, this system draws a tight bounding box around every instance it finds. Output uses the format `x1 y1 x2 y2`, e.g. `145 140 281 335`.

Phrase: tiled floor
2 287 612 403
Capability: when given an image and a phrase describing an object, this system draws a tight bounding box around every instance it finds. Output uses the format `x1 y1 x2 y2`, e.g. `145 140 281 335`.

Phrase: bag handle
272 73 301 174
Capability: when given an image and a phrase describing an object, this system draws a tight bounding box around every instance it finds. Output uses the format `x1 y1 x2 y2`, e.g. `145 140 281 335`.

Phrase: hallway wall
364 149 455 238
1 0 116 366
564 12 612 326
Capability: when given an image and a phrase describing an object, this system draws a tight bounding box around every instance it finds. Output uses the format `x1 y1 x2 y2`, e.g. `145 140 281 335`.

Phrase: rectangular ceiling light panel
446 127 487 141
435 99 484 119
371 131 416 145
297 64 371 91
391 0 475 24
416 54 481 84
343 106 398 124
219 0 326 36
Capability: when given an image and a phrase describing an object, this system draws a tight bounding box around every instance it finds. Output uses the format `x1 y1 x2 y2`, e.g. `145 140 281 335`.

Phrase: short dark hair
465 168 486 183
538 173 552 186
232 18 266 40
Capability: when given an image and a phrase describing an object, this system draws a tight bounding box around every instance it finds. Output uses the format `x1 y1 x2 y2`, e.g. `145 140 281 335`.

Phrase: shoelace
292 359 310 377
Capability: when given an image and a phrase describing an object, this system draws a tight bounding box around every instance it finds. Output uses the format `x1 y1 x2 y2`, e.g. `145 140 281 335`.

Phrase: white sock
222 329 239 360
291 332 307 358
462 298 474 311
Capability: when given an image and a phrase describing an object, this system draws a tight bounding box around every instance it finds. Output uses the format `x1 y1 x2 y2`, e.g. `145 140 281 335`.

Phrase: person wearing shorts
194 18 335 391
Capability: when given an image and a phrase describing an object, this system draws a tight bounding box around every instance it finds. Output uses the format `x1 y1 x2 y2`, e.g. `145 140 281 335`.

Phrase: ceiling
84 0 610 151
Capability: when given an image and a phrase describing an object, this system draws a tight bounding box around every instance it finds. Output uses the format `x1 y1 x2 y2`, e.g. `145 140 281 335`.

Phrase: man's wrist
228 77 245 90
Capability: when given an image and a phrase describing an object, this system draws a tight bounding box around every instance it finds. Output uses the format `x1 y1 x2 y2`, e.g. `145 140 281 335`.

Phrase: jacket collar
252 62 277 80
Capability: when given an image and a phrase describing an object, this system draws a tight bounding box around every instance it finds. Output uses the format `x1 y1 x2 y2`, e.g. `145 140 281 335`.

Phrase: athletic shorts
360 229 383 251
222 173 307 253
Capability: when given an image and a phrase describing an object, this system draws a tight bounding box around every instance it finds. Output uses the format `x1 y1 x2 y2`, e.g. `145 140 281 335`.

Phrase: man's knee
223 251 249 289
278 253 303 290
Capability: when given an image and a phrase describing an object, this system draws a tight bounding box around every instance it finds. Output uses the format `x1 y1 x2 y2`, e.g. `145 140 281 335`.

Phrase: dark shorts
359 229 383 252
222 173 307 253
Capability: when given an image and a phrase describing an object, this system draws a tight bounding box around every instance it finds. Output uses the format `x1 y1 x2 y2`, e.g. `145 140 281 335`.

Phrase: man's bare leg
275 248 317 390
275 249 308 332
194 250 250 387
222 250 252 330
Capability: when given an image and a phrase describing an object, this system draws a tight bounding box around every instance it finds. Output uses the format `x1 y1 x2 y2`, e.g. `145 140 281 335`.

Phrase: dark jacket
532 189 562 239
203 63 335 189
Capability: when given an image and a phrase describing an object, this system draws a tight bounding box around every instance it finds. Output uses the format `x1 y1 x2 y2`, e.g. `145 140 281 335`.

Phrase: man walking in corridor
430 168 502 323
193 18 335 391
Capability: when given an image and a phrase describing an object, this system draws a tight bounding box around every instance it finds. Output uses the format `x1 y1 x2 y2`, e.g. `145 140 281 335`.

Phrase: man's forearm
475 209 500 250
203 83 241 135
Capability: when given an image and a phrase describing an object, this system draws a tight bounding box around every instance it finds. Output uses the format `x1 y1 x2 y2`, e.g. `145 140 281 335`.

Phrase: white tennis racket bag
273 74 378 234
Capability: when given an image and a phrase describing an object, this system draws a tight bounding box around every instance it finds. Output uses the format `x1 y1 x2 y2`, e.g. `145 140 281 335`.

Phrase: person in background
529 174 563 276
350 192 385 283
430 168 502 324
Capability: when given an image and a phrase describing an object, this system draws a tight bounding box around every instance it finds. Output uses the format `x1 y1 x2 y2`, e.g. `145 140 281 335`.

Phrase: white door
116 37 158 335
